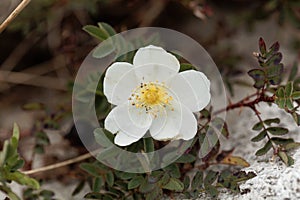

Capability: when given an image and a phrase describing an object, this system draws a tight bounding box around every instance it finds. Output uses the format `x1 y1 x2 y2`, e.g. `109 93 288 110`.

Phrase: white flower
103 45 211 146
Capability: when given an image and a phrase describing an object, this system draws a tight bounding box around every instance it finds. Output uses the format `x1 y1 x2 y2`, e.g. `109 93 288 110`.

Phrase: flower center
129 82 173 116
142 84 161 104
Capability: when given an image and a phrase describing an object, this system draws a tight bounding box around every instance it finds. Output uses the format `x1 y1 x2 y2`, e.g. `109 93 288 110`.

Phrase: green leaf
291 91 300 100
205 185 219 198
248 69 265 80
94 128 112 147
278 151 289 165
183 175 190 190
204 171 218 186
269 41 280 54
143 137 154 153
286 98 294 110
92 40 115 58
276 87 285 98
128 176 144 189
285 142 300 150
80 163 101 177
252 122 263 131
255 140 272 156
72 180 85 196
266 64 283 85
84 192 103 199
199 133 211 158
211 117 226 131
266 52 282 65
105 171 114 187
149 172 163 183
175 154 196 163
221 122 230 138
145 187 161 200
114 171 136 180
266 127 288 135
139 179 156 193
248 69 265 88
259 37 267 56
285 82 294 96
201 128 220 162
12 123 20 146
162 178 184 192
0 185 21 200
10 159 25 171
0 140 9 166
98 22 116 37
292 112 300 125
275 97 286 109
271 137 294 145
264 118 280 125
287 155 294 166
254 80 266 89
191 171 203 190
163 164 180 178
83 25 108 41
93 177 103 192
113 181 127 191
6 171 40 189
96 146 120 161
6 154 19 169
180 63 196 72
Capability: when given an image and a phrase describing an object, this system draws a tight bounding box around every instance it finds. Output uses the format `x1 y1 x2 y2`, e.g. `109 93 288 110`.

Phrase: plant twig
23 151 94 175
0 0 31 33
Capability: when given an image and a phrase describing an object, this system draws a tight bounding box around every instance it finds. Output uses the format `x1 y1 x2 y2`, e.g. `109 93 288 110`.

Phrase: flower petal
114 131 141 146
133 45 180 72
104 106 119 134
149 102 197 141
135 63 178 83
167 70 210 112
176 105 198 140
103 62 138 105
104 103 152 145
149 105 178 141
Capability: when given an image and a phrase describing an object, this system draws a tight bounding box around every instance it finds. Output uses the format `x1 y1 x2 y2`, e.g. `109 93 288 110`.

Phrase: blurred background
0 0 300 197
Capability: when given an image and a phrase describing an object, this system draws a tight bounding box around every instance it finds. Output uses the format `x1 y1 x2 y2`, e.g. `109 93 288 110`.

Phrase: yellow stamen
129 82 173 117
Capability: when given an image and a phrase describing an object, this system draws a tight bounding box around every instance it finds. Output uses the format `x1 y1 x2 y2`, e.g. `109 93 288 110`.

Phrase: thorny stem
213 91 275 115
213 89 278 152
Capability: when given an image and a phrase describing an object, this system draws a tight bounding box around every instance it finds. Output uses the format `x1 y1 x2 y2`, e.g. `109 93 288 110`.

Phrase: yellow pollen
143 86 159 104
129 82 173 116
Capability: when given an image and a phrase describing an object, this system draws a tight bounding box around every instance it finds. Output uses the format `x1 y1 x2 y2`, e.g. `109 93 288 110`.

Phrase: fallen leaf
220 156 250 167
